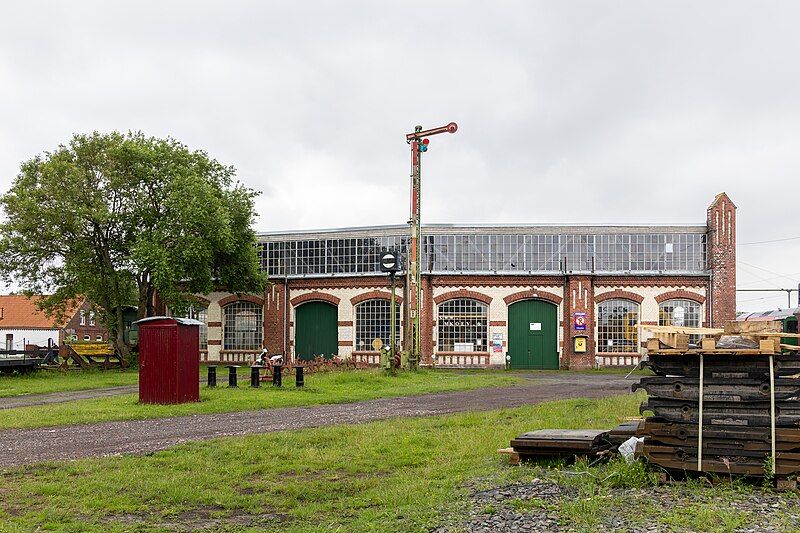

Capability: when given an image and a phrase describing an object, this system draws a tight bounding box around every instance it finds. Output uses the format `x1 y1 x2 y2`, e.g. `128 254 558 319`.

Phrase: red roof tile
0 295 81 330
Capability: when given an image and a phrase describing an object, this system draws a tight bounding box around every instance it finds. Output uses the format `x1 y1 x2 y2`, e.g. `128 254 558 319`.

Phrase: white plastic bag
618 436 644 463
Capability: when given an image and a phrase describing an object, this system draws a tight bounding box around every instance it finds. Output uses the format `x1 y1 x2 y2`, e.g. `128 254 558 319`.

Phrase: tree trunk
109 306 131 365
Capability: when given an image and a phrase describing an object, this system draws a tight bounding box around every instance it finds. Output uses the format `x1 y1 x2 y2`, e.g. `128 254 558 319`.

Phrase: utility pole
405 122 458 368
736 288 799 308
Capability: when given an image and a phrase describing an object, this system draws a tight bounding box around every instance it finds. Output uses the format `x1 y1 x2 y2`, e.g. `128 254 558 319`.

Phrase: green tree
0 132 266 359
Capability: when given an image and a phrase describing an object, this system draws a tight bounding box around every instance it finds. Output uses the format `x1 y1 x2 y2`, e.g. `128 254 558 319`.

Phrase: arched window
355 299 400 351
437 299 488 352
597 299 639 353
659 298 701 345
186 305 209 350
223 301 263 350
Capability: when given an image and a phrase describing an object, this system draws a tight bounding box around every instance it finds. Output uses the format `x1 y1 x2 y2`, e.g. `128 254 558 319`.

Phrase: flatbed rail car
737 307 799 348
0 346 59 373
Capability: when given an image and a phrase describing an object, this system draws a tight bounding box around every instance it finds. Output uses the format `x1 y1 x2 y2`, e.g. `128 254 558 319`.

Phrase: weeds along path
0 372 631 468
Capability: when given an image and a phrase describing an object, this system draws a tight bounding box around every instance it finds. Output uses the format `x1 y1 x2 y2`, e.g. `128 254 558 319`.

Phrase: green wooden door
508 299 558 369
295 301 338 361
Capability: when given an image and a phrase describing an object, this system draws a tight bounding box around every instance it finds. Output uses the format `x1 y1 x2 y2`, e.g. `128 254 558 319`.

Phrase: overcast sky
1 1 798 311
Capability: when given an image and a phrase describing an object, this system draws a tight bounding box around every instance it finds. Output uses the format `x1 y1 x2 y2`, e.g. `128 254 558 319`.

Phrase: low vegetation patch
0 369 522 430
0 393 642 531
0 368 139 398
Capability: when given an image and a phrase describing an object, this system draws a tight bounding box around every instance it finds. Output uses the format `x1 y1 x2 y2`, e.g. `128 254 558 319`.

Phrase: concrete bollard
250 365 262 388
227 365 239 387
272 365 283 387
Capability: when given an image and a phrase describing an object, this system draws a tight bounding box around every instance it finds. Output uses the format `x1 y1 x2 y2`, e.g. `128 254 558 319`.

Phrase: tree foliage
0 132 266 357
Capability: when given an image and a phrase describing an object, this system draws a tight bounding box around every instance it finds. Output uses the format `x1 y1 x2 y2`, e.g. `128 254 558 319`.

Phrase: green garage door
508 299 558 369
295 301 338 361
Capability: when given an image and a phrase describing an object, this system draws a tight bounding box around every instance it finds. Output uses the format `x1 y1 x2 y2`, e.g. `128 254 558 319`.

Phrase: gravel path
0 372 631 469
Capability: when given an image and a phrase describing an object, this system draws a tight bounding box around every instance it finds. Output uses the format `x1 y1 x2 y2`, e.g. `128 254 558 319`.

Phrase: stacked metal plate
635 356 800 477
510 429 612 460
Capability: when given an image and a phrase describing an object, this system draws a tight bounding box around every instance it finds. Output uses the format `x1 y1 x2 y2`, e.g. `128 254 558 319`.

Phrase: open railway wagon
636 322 800 488
0 345 59 373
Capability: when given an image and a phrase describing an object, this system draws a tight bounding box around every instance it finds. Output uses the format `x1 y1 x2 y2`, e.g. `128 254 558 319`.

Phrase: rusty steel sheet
511 429 611 456
633 377 800 402
640 420 800 451
640 399 800 427
640 442 800 475
608 420 642 446
644 354 800 379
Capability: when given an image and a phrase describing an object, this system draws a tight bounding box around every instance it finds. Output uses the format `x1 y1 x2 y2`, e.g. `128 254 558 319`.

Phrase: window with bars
183 305 209 350
597 299 639 353
223 301 263 350
355 299 400 351
659 299 701 345
437 299 488 352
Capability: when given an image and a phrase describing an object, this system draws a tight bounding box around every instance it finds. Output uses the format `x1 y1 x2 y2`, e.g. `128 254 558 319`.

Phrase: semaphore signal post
404 122 458 368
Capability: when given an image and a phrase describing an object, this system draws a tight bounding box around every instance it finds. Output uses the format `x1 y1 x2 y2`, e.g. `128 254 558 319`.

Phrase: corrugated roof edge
256 223 708 240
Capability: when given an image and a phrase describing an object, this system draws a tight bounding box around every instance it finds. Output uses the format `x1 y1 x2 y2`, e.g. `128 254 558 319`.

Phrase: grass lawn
1 391 791 532
0 368 139 398
0 393 643 531
0 369 523 431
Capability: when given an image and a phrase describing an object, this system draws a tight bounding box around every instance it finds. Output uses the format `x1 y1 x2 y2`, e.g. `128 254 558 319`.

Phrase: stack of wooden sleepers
635 323 800 486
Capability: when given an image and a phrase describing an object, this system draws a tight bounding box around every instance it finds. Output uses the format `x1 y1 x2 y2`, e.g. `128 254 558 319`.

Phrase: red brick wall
62 301 109 343
707 192 737 326
562 276 594 370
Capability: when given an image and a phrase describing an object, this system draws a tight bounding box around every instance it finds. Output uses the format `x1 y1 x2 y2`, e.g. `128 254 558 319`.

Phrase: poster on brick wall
492 333 503 353
573 311 587 331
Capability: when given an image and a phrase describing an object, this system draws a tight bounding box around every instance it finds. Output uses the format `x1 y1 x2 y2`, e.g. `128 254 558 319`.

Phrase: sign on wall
573 311 587 331
492 333 503 353
529 322 542 331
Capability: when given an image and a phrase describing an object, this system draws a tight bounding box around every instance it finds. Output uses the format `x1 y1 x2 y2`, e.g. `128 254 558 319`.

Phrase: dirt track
0 372 632 469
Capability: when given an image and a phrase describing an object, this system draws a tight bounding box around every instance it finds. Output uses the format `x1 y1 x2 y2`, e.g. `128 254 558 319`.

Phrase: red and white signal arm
574 312 587 331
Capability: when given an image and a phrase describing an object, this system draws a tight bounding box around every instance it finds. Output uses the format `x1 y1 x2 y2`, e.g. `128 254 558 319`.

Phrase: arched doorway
508 299 558 369
294 301 338 361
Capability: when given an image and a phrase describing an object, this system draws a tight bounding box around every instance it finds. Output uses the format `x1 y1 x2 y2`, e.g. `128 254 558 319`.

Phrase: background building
0 296 109 350
196 192 736 369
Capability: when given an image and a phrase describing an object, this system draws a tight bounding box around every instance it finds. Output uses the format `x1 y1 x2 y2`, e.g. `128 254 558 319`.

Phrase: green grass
0 368 139 398
0 369 523 430
0 393 643 531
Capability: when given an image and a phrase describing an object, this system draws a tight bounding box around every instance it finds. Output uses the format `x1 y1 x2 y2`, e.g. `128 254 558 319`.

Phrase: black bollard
207 365 217 387
272 364 283 387
250 365 262 388
294 365 304 388
227 365 239 387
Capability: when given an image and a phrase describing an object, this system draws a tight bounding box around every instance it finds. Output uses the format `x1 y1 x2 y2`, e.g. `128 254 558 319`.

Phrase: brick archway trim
189 295 211 306
655 290 706 304
350 291 404 306
218 294 264 307
290 292 340 307
503 290 563 306
433 290 492 306
595 290 644 304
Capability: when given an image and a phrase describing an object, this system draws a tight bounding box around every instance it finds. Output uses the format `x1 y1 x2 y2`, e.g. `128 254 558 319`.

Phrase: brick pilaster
706 192 737 327
562 275 594 370
263 281 289 360
421 276 434 364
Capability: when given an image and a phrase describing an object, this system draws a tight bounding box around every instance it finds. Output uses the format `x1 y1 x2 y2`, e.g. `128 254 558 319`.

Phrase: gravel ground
0 372 630 468
444 476 800 532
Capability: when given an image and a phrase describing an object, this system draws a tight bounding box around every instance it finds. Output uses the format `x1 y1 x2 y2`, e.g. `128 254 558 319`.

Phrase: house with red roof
0 296 109 350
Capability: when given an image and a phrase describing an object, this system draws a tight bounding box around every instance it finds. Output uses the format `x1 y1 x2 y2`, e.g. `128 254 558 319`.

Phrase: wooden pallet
498 447 520 465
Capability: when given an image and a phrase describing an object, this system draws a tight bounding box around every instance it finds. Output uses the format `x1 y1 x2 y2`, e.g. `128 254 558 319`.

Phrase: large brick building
193 192 736 369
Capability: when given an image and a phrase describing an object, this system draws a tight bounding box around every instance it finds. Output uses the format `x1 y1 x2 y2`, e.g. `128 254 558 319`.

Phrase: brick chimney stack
706 192 737 326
